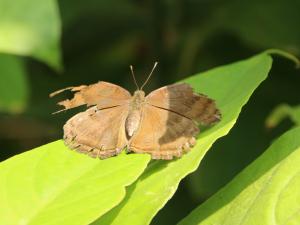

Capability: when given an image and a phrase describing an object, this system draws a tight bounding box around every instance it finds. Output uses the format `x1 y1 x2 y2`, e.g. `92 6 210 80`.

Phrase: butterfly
50 63 221 160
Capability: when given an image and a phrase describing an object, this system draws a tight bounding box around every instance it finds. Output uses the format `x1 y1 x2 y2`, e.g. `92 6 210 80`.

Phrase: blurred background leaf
265 104 300 128
0 0 62 70
0 54 28 113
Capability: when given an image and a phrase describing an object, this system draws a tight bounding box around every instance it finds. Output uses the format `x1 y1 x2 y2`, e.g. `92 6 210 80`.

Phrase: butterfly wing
64 105 129 159
145 83 221 125
50 81 131 113
129 104 198 159
129 83 220 159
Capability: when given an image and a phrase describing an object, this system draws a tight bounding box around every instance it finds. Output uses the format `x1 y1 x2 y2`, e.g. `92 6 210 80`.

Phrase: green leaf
0 141 150 225
93 52 275 225
0 54 29 113
179 126 300 225
266 104 300 128
0 0 62 70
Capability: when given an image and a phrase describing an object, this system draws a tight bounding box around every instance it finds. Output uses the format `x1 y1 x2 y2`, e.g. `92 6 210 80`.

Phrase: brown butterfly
50 63 221 160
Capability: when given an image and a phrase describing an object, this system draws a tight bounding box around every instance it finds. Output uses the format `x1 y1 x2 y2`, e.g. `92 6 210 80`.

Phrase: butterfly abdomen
125 110 141 138
125 90 146 138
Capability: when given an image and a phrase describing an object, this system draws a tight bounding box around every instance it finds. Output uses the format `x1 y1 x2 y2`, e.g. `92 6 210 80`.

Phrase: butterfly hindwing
64 105 130 159
129 104 198 159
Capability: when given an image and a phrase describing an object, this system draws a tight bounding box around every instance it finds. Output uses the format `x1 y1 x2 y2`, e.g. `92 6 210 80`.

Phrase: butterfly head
133 90 145 102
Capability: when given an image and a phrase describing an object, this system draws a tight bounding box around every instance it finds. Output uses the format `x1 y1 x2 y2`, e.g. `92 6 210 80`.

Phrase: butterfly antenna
140 62 158 90
130 65 140 90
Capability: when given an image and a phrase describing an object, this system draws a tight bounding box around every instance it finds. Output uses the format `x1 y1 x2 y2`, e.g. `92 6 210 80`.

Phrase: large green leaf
93 52 276 225
0 0 62 70
0 54 28 113
179 126 300 225
0 141 150 225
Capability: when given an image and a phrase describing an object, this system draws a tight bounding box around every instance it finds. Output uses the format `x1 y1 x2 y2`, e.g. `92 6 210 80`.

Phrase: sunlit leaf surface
0 141 150 225
179 127 300 225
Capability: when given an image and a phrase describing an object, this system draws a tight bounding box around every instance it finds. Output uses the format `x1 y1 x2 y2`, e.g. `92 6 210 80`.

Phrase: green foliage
0 0 61 70
179 126 300 225
0 54 28 113
266 104 300 128
0 141 150 225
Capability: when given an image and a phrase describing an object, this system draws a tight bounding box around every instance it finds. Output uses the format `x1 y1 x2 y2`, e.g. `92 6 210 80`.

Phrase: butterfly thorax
125 90 145 139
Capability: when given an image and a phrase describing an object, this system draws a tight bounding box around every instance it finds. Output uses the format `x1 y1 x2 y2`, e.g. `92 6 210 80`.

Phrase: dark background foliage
0 0 299 224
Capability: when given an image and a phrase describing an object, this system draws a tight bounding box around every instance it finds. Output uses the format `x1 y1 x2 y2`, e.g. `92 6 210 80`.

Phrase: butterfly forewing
146 83 221 125
50 81 131 113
